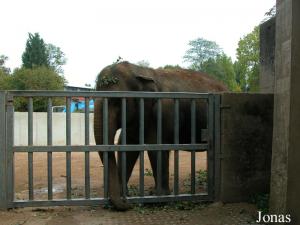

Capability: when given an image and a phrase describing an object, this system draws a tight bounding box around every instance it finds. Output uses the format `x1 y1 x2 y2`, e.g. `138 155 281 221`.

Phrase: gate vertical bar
47 98 53 200
6 94 14 207
28 97 34 200
207 94 214 199
139 98 144 197
191 99 196 194
0 92 7 209
173 99 179 195
214 95 221 201
156 99 162 195
121 98 127 198
66 97 72 199
84 97 90 199
103 98 109 200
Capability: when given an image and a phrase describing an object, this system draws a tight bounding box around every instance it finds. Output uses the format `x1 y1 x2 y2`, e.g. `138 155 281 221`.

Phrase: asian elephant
94 61 227 210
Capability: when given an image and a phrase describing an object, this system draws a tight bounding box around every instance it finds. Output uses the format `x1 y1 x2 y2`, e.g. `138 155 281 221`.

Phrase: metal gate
0 91 220 209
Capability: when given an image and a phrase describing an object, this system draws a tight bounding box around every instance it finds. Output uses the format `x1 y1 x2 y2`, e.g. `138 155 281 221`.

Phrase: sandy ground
14 151 207 200
0 151 262 225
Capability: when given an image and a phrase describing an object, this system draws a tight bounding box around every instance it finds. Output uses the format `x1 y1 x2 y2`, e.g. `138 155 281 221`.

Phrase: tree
22 33 67 74
183 38 222 71
160 64 182 70
22 33 49 69
201 54 241 91
136 60 150 67
263 5 276 22
0 55 11 74
46 44 67 74
235 26 260 92
10 67 66 111
0 55 11 90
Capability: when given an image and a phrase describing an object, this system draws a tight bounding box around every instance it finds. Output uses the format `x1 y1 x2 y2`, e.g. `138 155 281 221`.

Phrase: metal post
28 97 34 200
207 95 214 199
6 94 14 207
47 98 53 200
66 97 72 199
191 99 196 194
84 97 90 199
121 98 127 198
139 98 144 197
214 94 221 201
103 98 109 200
0 92 7 209
156 99 162 195
173 99 179 195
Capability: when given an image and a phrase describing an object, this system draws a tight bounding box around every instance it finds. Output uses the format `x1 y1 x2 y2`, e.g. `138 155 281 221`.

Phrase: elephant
94 61 227 210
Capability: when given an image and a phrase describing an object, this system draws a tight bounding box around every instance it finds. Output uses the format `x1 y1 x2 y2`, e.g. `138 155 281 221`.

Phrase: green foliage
0 70 11 90
22 33 49 69
127 184 139 196
22 33 66 74
263 5 276 23
144 168 153 177
97 75 119 88
0 55 11 74
183 38 222 71
136 60 150 68
183 169 208 192
0 55 11 90
201 54 241 91
10 67 65 111
251 193 269 214
160 64 182 70
46 44 67 74
235 26 260 92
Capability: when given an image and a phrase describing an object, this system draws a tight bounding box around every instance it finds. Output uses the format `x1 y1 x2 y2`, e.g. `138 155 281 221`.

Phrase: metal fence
0 91 220 209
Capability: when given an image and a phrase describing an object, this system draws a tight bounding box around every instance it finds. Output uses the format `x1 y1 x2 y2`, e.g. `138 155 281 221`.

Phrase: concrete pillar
270 0 300 224
259 17 276 93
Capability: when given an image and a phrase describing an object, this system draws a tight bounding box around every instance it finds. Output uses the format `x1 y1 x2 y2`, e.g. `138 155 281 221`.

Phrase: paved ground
0 203 262 225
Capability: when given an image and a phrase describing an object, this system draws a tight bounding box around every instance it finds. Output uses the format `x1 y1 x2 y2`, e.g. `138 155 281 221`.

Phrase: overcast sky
1 0 275 87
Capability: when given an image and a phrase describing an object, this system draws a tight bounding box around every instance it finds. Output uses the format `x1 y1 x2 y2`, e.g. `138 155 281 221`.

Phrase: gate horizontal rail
13 144 208 152
0 90 220 209
7 90 210 98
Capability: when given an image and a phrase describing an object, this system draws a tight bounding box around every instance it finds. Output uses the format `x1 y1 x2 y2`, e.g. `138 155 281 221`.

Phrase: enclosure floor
0 203 259 225
14 151 207 200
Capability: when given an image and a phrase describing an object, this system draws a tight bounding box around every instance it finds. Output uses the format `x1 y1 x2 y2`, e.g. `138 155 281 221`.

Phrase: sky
1 0 275 87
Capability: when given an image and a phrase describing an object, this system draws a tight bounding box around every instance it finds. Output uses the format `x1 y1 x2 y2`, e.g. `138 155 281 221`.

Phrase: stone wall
14 112 95 146
260 17 276 93
270 0 300 223
219 93 273 202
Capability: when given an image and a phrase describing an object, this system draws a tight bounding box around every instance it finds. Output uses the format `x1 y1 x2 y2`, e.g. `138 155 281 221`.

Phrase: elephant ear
135 74 158 92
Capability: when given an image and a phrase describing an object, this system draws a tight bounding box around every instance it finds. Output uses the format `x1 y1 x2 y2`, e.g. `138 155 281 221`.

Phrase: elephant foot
110 198 132 211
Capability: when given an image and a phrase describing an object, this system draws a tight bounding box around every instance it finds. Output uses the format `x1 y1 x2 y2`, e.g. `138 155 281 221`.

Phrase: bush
10 66 66 111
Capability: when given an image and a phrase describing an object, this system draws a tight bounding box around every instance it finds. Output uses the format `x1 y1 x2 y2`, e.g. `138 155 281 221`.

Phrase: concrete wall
14 113 96 146
270 0 300 223
260 17 276 93
219 93 273 202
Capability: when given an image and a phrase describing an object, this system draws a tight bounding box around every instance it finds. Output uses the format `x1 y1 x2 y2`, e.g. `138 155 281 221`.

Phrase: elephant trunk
94 98 131 210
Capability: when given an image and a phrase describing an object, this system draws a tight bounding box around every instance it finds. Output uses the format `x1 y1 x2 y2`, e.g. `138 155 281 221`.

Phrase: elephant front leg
99 152 131 210
148 151 170 195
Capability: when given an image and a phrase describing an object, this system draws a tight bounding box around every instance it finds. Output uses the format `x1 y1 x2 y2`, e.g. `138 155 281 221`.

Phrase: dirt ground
14 151 207 200
0 202 260 225
0 152 263 225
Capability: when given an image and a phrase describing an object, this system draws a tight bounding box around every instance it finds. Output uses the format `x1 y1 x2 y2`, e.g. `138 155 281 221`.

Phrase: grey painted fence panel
0 91 218 209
